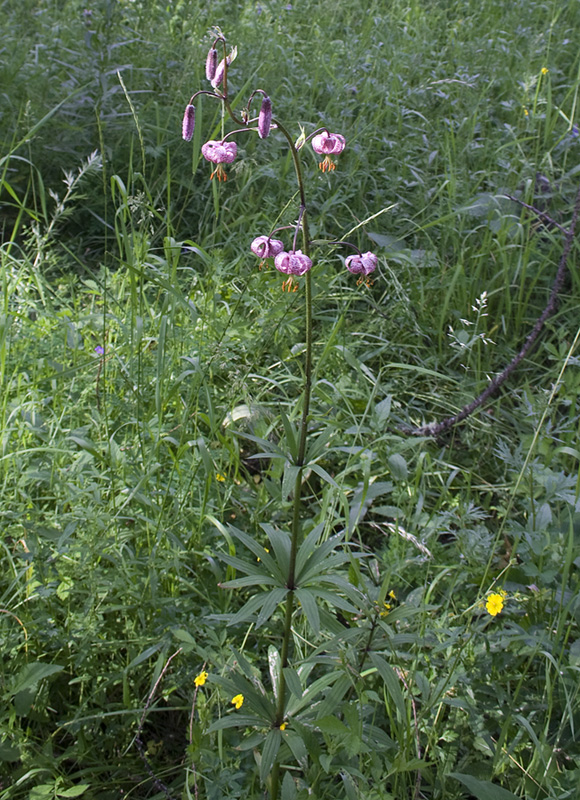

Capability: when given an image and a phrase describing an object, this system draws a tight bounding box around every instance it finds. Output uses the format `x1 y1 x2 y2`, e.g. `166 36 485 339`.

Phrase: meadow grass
1 0 580 798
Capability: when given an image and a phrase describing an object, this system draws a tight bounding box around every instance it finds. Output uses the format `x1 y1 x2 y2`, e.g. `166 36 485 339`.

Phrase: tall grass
1 0 579 798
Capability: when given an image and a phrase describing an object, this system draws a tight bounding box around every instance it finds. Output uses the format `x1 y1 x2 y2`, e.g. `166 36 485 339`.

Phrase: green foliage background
1 0 579 798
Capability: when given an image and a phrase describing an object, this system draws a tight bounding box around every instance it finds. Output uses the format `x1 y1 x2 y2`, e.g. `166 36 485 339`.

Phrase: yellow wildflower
194 670 208 687
379 602 392 617
523 107 529 117
257 547 270 563
231 693 244 709
486 590 507 617
216 473 226 482
541 67 549 75
280 722 287 731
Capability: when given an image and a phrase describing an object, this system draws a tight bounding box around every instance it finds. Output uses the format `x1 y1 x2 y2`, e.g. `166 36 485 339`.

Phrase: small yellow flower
379 602 392 617
541 67 549 75
279 722 287 731
216 473 226 482
257 547 270 563
486 591 507 617
231 693 244 709
194 671 208 687
388 589 396 600
523 107 529 117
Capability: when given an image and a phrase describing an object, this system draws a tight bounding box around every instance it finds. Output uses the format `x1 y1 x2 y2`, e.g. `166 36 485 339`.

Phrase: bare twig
504 193 568 234
405 183 580 437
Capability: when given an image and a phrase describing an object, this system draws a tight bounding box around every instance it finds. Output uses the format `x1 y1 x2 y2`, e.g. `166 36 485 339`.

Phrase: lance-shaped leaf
228 587 288 628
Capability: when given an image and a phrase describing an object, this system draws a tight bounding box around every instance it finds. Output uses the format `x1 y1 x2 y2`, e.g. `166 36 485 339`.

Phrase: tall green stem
266 121 313 800
217 57 313 796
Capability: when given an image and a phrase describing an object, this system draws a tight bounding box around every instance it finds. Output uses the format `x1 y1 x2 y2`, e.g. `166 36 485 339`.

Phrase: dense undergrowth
1 0 580 798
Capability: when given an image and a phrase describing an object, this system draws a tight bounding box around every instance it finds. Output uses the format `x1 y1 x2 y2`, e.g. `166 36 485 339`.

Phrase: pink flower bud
212 55 231 89
345 252 377 276
311 132 346 155
251 236 285 258
201 140 238 164
258 95 272 139
182 104 195 141
205 47 218 82
274 250 312 276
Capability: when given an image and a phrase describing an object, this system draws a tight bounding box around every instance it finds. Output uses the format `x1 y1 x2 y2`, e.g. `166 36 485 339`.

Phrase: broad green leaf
11 662 64 695
282 462 301 500
260 729 281 784
450 773 522 800
58 786 91 798
387 453 408 480
283 667 303 699
282 770 297 800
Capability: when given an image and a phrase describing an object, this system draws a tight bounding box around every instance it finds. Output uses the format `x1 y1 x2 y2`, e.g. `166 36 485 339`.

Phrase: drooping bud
182 104 196 141
345 251 377 276
212 55 230 89
258 95 272 139
251 236 285 258
205 47 218 82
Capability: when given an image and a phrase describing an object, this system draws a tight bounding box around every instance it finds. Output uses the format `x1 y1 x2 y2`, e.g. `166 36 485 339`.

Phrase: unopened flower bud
258 95 272 139
212 55 231 89
345 251 377 276
182 104 195 141
205 47 218 82
251 236 285 258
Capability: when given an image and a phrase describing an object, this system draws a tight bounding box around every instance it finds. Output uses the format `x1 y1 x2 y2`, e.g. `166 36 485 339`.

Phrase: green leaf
208 713 264 732
309 463 340 490
10 662 64 695
282 462 301 500
279 409 298 460
369 654 406 721
449 773 522 800
58 786 91 798
283 667 303 699
387 453 408 480
260 729 281 785
296 588 320 634
256 588 288 628
281 771 297 800
227 525 282 578
228 588 287 628
0 739 20 762
262 524 291 577
295 523 326 577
